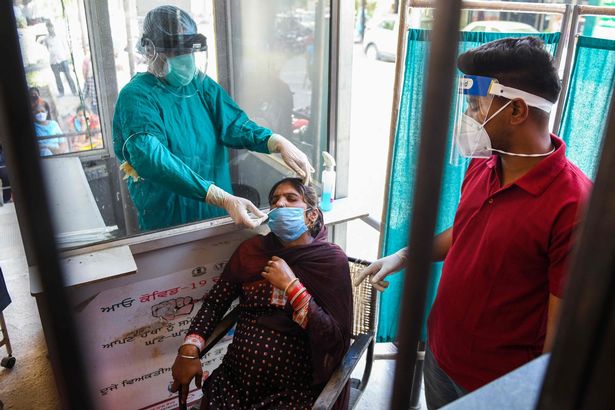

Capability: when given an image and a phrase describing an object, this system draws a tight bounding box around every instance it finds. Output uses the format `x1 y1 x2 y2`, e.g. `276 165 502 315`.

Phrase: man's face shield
451 75 497 164
450 74 555 164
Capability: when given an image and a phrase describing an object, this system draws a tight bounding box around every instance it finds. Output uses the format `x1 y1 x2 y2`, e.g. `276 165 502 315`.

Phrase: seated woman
171 177 353 409
66 104 102 151
32 98 67 156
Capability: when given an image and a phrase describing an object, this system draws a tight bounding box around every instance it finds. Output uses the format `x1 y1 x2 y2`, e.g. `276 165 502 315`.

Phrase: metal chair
191 257 377 410
312 257 377 409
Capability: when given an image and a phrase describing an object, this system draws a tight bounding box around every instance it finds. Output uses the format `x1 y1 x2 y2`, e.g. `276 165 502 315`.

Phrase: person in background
22 0 45 25
355 37 593 409
13 0 27 28
67 104 102 151
113 5 313 231
82 52 98 114
171 178 352 409
32 97 66 156
38 20 77 96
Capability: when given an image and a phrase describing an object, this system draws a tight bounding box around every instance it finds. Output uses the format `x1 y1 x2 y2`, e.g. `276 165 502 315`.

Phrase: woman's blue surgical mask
35 112 48 122
165 53 196 87
267 207 310 242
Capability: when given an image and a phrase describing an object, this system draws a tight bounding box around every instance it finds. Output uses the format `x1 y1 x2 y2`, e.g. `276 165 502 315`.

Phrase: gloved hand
267 134 315 185
353 248 407 292
206 185 268 229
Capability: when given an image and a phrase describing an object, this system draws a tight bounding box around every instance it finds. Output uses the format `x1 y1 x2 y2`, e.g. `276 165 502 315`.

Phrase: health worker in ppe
113 5 313 231
354 37 592 409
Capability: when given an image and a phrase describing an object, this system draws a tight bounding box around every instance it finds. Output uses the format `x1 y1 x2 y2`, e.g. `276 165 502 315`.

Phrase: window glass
10 0 332 249
381 19 395 30
228 0 331 207
15 0 102 156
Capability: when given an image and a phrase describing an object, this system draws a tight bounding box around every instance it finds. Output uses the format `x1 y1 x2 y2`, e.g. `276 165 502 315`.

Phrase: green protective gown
113 72 272 231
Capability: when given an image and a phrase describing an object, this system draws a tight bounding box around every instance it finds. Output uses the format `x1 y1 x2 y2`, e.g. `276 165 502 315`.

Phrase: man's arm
543 293 562 353
432 227 453 262
354 227 453 289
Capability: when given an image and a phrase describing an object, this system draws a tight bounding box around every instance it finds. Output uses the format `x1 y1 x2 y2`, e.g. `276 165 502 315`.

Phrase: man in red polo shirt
355 37 592 408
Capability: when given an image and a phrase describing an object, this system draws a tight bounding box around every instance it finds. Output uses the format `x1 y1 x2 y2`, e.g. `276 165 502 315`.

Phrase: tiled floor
0 203 60 409
352 343 427 410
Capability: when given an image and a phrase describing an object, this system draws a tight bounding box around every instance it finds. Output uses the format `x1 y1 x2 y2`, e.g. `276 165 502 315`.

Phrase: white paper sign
77 262 234 410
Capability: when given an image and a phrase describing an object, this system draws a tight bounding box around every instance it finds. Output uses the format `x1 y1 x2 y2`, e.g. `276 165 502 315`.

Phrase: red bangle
287 282 304 301
291 290 311 310
290 287 307 306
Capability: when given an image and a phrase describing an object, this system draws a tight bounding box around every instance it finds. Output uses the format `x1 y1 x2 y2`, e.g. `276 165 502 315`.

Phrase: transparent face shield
142 34 208 96
450 75 556 164
450 75 498 165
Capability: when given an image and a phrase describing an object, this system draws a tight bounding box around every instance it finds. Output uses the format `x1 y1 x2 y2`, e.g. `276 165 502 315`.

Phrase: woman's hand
170 345 204 406
261 256 296 290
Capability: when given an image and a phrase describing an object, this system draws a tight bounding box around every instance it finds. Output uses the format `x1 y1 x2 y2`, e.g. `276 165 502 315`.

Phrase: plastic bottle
320 151 336 211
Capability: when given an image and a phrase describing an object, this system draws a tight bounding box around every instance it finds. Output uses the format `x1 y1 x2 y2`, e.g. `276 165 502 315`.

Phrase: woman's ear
306 208 318 226
142 38 156 62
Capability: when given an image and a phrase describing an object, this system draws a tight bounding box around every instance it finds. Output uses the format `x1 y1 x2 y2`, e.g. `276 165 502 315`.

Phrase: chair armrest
312 333 374 410
200 305 240 356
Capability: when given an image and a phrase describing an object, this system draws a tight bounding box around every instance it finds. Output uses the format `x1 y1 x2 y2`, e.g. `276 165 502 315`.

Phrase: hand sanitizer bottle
320 151 336 211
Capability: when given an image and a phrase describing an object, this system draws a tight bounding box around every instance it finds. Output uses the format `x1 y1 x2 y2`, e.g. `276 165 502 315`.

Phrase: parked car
462 20 538 33
363 15 398 62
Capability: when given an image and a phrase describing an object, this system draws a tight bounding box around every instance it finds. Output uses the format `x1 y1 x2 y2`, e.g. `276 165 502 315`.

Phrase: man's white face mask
456 100 512 158
451 75 555 164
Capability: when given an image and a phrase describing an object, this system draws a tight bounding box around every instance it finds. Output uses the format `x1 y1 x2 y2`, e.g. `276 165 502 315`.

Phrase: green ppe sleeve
124 132 212 201
201 77 273 153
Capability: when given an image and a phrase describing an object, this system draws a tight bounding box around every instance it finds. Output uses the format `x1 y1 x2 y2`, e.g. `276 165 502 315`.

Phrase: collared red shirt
428 135 592 391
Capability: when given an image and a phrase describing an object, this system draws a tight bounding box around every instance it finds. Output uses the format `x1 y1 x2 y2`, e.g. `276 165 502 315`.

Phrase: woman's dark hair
458 36 561 105
29 87 40 103
268 177 324 237
32 98 51 115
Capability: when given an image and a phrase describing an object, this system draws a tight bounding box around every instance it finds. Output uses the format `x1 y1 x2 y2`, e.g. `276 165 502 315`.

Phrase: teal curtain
377 30 561 342
558 36 615 179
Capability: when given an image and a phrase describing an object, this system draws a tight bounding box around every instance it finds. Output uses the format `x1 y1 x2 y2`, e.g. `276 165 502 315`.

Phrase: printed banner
77 261 233 409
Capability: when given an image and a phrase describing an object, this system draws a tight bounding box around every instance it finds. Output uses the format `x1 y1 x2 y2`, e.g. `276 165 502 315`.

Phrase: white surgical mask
455 101 556 159
35 112 48 122
455 101 511 158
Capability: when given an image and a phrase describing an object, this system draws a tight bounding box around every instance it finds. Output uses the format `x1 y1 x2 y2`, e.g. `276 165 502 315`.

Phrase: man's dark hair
458 36 561 103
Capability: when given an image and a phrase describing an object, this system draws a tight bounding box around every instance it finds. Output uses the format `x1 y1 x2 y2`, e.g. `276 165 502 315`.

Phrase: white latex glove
267 134 315 185
205 185 268 229
353 248 408 292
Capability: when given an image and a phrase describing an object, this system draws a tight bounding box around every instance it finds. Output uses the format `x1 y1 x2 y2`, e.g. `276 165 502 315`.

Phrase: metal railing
552 5 615 131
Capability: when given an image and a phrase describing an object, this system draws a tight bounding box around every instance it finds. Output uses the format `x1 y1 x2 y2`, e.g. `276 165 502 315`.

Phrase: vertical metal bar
328 0 340 160
123 0 136 77
0 5 93 408
552 5 580 134
536 72 615 410
390 0 462 408
330 0 355 249
311 0 329 170
213 0 233 94
553 4 573 72
378 0 409 258
84 0 117 155
409 341 426 409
